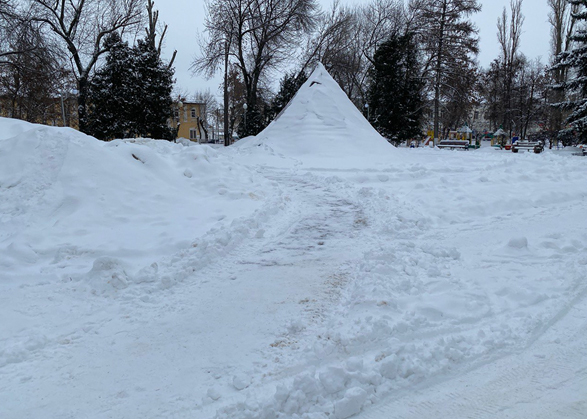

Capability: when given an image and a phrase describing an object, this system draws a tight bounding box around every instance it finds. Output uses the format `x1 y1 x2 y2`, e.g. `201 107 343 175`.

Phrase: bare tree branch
193 0 319 135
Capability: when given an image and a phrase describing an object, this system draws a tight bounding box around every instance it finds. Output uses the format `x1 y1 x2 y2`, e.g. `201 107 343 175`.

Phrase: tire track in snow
356 289 587 419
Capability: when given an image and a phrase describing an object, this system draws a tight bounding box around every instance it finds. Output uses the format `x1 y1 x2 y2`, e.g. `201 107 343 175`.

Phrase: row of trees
0 0 175 140
195 0 587 146
4 0 587 145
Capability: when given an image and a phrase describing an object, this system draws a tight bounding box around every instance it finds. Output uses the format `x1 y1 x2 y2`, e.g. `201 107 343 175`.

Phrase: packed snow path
2 138 587 418
0 166 396 418
357 288 587 419
1 163 385 417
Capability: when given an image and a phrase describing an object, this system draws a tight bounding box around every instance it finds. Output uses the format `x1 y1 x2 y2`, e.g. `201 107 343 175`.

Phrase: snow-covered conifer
552 0 587 143
85 33 136 141
85 33 174 141
133 39 174 140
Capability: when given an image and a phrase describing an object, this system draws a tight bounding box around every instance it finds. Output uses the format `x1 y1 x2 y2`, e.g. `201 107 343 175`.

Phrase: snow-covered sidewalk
209 148 587 418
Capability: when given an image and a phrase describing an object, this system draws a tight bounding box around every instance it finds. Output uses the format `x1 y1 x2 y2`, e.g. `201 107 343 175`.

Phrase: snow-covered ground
2 66 587 419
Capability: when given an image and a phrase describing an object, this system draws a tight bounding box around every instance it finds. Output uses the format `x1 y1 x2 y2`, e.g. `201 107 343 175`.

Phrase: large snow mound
235 63 399 168
0 117 272 286
0 116 35 140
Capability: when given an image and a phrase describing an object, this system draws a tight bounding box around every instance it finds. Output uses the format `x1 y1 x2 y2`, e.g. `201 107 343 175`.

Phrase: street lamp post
364 103 369 121
176 100 183 142
60 91 67 127
243 102 248 135
216 108 220 144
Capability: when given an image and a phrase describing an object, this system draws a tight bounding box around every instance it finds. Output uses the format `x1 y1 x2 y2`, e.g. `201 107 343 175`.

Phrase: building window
191 108 196 118
189 128 198 140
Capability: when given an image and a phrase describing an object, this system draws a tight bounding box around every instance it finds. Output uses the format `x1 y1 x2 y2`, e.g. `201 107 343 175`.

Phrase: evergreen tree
237 94 273 138
133 38 174 140
238 104 266 138
270 71 308 119
552 0 587 143
85 33 136 140
26 0 144 134
367 32 424 145
85 33 174 141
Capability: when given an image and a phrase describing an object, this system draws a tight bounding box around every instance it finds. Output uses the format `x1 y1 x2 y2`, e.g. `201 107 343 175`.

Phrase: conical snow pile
236 63 397 168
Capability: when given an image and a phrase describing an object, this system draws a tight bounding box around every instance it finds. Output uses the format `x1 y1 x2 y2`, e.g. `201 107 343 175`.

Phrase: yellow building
2 96 206 141
170 100 207 142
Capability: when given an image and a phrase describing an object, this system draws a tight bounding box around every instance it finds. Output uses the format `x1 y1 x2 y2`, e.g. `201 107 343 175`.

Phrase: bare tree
26 0 144 132
296 1 358 99
517 59 548 140
497 0 524 69
0 1 38 66
548 0 578 61
439 61 480 132
193 0 319 136
410 0 481 140
297 1 355 79
224 64 246 140
496 0 525 137
1 2 73 124
0 19 69 122
0 1 16 64
145 0 176 68
296 0 406 108
343 0 406 104
192 89 219 141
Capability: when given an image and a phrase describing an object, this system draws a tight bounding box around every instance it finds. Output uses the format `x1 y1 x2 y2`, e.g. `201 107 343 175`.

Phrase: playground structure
491 127 510 149
448 125 480 149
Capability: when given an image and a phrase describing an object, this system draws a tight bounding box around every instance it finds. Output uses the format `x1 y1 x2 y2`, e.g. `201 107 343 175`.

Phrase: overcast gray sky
158 0 551 97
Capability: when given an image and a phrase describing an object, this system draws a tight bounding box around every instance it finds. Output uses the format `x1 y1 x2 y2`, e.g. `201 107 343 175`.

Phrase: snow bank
0 116 35 140
0 117 274 289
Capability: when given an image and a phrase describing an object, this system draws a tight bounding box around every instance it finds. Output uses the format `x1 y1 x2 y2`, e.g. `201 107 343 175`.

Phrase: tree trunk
224 40 230 146
523 81 535 140
433 1 447 142
198 117 209 141
78 75 88 133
